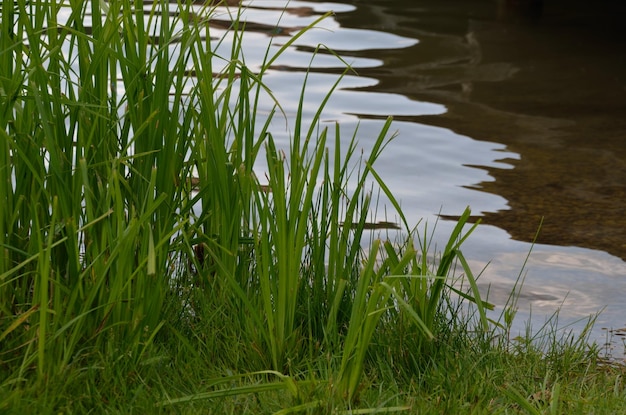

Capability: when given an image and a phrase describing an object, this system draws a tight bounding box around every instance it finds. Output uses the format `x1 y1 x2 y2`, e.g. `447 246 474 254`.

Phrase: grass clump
1 0 625 413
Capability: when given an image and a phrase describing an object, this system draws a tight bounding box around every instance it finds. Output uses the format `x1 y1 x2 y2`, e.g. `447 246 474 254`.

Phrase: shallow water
218 0 626 353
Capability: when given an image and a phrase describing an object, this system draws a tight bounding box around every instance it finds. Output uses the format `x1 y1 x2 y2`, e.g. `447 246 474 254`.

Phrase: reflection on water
330 0 626 262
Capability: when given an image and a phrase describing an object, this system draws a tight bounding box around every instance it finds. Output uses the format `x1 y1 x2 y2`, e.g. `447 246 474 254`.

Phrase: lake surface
60 0 626 354
209 0 626 353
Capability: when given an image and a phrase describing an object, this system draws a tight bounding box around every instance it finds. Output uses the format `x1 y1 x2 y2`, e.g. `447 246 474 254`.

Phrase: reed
2 0 616 413
0 0 494 386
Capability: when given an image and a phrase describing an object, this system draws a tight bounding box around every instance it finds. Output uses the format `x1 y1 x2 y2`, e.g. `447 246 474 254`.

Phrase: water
219 0 626 354
60 0 626 355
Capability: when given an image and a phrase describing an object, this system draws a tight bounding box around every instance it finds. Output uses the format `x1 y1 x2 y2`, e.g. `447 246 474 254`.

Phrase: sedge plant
2 0 508 411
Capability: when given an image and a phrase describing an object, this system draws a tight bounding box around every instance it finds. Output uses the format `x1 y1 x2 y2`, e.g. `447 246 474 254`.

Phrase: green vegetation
1 0 624 413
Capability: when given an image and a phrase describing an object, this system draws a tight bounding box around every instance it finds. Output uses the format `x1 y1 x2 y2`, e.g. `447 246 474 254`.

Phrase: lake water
210 0 626 354
60 0 626 355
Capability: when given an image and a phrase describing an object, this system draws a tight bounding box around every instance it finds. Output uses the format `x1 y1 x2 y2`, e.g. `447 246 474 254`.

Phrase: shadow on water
332 0 626 261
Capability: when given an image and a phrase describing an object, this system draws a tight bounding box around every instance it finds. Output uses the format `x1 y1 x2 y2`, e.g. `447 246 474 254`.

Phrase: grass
1 0 625 413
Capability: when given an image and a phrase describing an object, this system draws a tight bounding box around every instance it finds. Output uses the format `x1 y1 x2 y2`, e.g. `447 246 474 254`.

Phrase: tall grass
1 0 195 378
1 0 497 408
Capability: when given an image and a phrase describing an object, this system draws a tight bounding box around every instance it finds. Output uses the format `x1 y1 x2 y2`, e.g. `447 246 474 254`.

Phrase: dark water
336 0 626 261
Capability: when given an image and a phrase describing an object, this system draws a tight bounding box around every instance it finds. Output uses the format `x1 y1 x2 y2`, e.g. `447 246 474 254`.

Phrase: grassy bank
1 0 624 412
